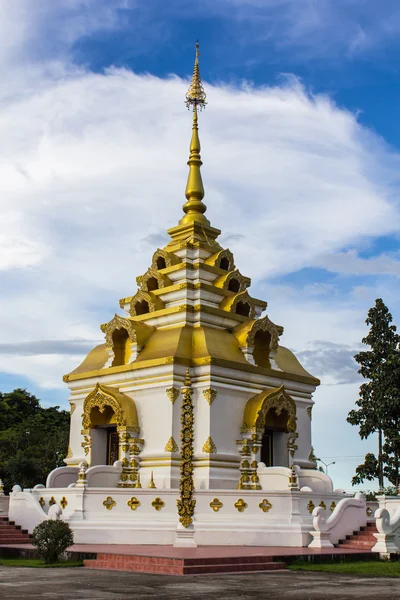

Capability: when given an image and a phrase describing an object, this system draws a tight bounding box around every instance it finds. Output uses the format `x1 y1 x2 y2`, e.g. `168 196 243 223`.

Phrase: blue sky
2 0 400 489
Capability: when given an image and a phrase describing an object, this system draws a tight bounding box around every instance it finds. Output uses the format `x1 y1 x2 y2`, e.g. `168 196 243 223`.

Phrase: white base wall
9 487 349 548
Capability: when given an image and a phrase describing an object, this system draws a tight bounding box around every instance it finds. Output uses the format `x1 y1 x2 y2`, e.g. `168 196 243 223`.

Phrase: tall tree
347 298 400 490
0 389 69 492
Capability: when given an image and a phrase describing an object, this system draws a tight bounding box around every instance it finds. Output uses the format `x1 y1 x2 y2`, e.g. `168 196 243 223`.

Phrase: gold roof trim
242 385 296 433
234 315 283 353
82 383 139 431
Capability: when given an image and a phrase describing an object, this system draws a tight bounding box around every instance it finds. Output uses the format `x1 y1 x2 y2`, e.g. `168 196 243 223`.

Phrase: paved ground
0 567 399 600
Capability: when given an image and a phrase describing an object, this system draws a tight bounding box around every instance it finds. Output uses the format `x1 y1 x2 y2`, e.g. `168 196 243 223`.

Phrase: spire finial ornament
180 42 209 227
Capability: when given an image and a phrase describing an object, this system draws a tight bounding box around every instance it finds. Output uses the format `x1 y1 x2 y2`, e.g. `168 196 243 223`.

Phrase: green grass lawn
0 558 83 568
289 560 400 577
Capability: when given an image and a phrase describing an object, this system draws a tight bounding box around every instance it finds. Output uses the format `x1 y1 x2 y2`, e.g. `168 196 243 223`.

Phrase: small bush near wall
32 520 74 564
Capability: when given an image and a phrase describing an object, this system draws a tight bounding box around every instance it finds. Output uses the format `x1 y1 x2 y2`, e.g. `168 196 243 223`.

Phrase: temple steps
0 517 32 545
84 553 287 575
337 523 377 550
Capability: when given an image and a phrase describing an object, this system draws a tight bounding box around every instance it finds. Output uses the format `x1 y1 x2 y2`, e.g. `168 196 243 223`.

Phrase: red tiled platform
0 541 378 576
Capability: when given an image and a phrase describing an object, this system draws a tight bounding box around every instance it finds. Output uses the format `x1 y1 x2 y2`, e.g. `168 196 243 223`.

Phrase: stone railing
371 495 400 554
308 492 366 548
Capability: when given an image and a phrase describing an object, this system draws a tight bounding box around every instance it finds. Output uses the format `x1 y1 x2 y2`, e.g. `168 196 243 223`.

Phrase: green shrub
32 520 74 564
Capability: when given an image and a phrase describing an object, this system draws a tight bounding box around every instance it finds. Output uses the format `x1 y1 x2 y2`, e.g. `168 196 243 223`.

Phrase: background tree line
348 298 400 491
0 389 69 492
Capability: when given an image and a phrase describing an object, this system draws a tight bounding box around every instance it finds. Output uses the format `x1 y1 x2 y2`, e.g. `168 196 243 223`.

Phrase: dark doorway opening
106 427 119 465
261 429 274 466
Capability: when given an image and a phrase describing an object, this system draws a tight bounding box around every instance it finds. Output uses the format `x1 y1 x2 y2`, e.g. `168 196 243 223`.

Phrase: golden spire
180 42 209 227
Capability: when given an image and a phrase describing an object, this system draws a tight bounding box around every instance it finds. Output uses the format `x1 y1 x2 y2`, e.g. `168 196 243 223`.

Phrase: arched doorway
239 386 297 489
260 407 291 467
81 384 141 487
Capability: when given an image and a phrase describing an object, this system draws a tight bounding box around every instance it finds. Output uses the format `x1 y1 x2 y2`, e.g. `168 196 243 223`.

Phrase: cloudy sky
2 0 400 490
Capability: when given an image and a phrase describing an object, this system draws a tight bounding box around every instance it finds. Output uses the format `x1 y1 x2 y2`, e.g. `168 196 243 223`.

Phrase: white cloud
1 66 400 387
317 249 400 277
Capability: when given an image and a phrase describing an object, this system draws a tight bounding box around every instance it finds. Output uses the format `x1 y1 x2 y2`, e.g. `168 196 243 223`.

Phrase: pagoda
9 45 347 549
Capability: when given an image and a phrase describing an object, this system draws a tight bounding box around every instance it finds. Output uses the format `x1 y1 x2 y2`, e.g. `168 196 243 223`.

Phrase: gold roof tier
63 42 320 393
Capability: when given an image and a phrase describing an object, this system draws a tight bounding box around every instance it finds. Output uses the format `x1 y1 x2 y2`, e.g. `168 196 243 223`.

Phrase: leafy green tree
0 389 69 492
348 299 400 490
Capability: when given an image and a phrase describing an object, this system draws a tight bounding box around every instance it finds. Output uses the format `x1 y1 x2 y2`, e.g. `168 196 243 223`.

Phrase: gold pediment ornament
101 313 154 348
234 315 283 354
164 436 179 453
138 267 171 292
151 248 180 270
129 290 164 316
166 387 179 404
219 290 258 319
202 437 217 454
205 248 235 271
82 384 139 432
243 385 297 434
202 388 217 405
214 269 251 293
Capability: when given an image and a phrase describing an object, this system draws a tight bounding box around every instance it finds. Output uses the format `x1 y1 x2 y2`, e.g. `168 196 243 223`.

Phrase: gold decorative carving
151 497 165 511
220 290 258 319
148 471 156 489
287 433 299 458
202 388 217 405
39 497 45 509
139 267 171 292
205 248 235 270
319 501 327 510
49 496 56 506
164 436 179 453
234 498 248 512
66 445 73 459
103 496 116 510
127 497 140 511
209 498 223 512
151 248 179 270
101 314 139 348
307 500 315 514
82 383 139 432
134 472 142 488
81 435 92 456
202 437 217 454
166 387 179 405
60 497 68 509
308 446 317 464
70 403 76 415
129 290 164 316
330 502 336 512
177 369 196 528
307 406 313 420
233 316 283 359
259 498 273 513
254 386 297 433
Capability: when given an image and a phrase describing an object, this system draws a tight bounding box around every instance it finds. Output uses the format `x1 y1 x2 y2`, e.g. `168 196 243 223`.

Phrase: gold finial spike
183 368 192 388
180 42 209 227
148 471 156 489
134 471 142 489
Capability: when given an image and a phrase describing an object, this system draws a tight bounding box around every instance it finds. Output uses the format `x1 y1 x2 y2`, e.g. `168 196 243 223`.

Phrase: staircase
84 553 286 575
337 522 378 550
0 516 32 545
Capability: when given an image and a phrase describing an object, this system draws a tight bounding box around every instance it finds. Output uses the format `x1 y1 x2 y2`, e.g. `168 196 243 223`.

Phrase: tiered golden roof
63 43 319 388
